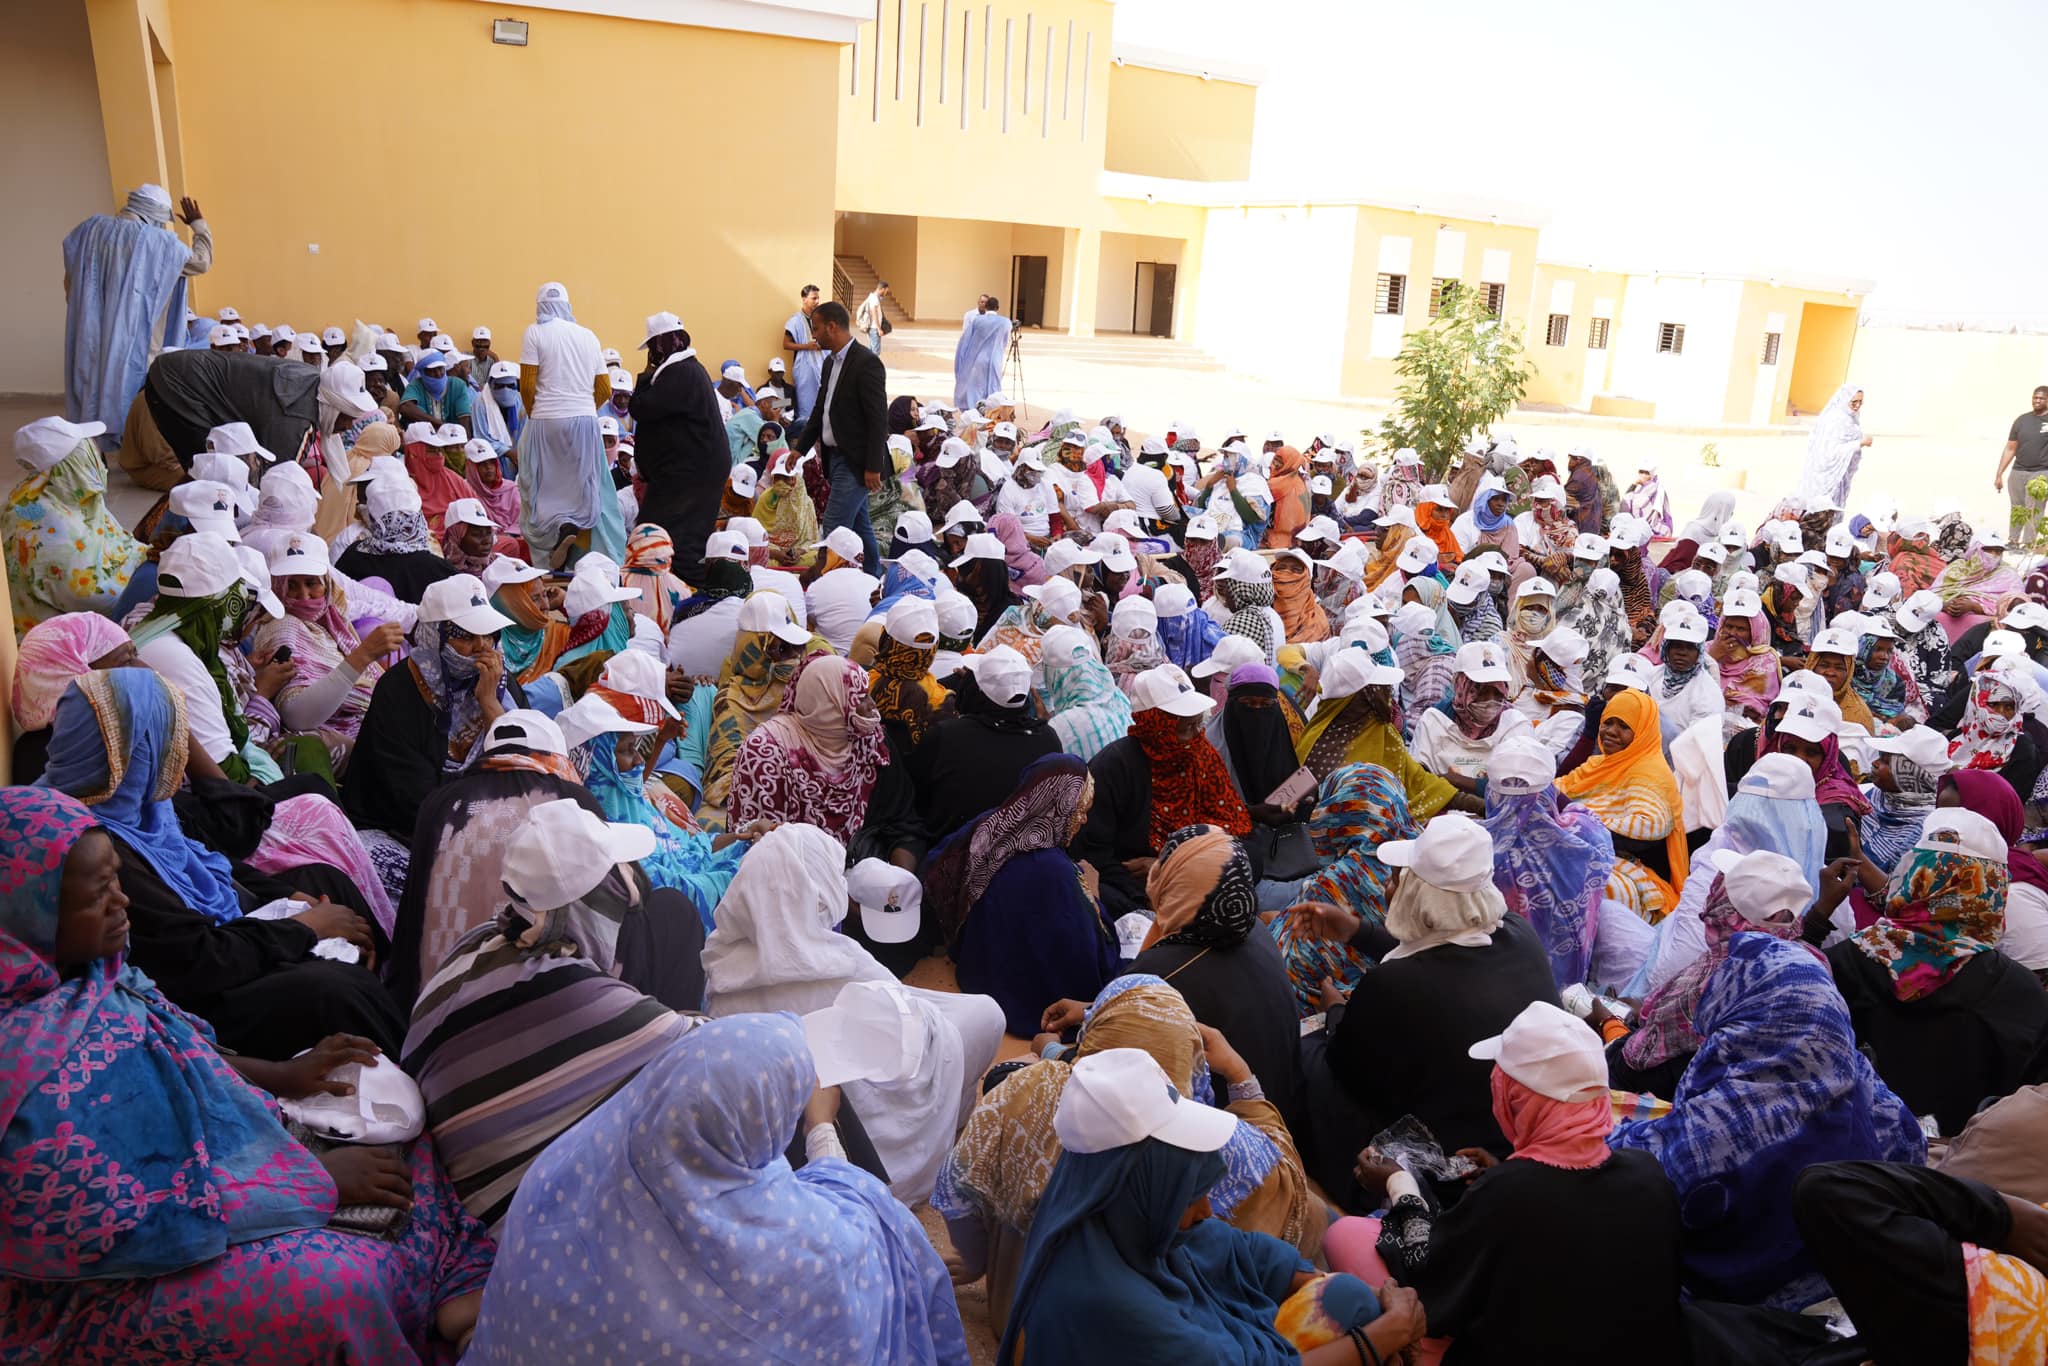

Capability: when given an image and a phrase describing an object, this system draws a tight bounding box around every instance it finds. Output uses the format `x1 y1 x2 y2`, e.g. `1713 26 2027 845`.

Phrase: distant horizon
1112 0 2045 322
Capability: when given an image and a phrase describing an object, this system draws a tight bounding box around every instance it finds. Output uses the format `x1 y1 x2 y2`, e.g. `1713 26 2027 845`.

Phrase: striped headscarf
922 753 1093 946
1270 763 1418 1014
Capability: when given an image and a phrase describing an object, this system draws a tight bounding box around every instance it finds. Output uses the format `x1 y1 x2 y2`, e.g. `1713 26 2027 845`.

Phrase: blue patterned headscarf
1484 783 1615 989
1611 936 1925 1305
0 786 333 1281
1158 608 1225 673
465 1014 969 1364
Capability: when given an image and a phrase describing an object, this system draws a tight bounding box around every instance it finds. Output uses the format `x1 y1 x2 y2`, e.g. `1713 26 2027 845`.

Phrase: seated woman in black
40 669 405 1056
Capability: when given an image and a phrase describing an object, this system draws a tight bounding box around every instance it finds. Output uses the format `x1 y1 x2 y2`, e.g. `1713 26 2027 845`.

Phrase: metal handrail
831 261 855 312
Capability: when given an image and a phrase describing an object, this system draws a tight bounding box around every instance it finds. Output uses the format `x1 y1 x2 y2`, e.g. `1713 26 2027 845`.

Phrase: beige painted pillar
83 0 168 202
1065 227 1102 339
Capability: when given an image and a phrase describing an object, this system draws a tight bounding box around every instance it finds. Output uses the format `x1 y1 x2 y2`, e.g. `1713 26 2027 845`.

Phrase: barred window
1545 313 1569 347
1375 274 1407 315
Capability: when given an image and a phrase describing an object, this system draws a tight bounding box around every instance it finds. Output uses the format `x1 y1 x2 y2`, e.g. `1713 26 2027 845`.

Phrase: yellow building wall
1103 64 1254 182
1719 282 1843 424
903 217 1042 324
1848 327 2048 440
1522 265 1627 408
1337 208 1541 401
837 0 1110 230
1099 196 1205 342
1095 233 1186 333
135 0 838 376
1787 302 1862 416
836 213 923 316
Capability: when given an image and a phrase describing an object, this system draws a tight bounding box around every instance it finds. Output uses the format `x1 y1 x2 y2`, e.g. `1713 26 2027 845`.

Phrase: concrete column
1065 226 1101 338
83 0 167 201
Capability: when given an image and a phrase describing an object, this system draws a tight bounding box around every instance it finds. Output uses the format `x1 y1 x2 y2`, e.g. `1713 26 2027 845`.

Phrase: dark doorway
1146 263 1177 337
1011 255 1048 328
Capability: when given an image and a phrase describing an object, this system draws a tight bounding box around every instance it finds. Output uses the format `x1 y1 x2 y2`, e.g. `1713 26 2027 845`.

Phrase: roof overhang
465 0 869 44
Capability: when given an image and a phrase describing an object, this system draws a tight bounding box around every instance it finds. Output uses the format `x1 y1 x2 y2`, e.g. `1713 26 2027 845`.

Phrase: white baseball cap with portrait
1716 850 1815 928
266 531 331 580
1571 533 1609 562
1129 664 1216 718
1053 1048 1240 1156
418 573 516 635
1870 725 1954 773
1775 692 1845 744
1605 653 1655 691
1454 640 1511 684
1023 576 1084 622
1489 735 1558 796
1467 1001 1609 1103
555 692 658 751
1445 560 1491 606
1394 538 1437 575
503 797 657 912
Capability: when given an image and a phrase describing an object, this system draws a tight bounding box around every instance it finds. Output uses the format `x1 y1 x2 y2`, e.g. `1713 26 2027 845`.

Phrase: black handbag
1250 821 1319 882
880 317 893 335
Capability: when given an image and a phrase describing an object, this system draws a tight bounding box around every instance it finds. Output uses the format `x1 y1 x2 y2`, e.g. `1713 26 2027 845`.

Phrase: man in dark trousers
796 300 888 567
628 310 726 586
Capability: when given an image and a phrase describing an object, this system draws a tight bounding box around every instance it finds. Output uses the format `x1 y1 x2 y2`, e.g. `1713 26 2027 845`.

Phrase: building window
1545 313 1569 347
1428 278 1459 318
1657 322 1685 355
1761 331 1782 365
1586 317 1610 350
1482 282 1506 316
1375 274 1407 315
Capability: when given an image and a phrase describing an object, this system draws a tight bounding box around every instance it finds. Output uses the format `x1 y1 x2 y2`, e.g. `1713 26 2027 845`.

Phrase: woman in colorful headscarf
9 611 138 782
1297 654 1457 817
921 753 1120 1035
934 973 1321 1333
463 434 522 540
1377 448 1423 515
6 416 148 634
1930 537 2027 637
1623 464 1673 537
466 1015 965 1366
1613 935 1924 1306
1559 689 1689 924
42 669 408 1056
728 654 887 846
0 785 495 1363
868 614 950 749
1849 629 1922 726
1609 540 1657 646
696 592 827 829
1268 763 1418 1015
1484 743 1616 990
1155 583 1224 674
1709 596 1780 726
313 418 400 543
1036 624 1131 761
1259 549 1323 647
1856 739 1944 881
1949 670 2030 774
755 446 820 567
1828 807 2048 1136
618 522 690 631
1261 445 1313 549
1414 492 1462 575
1886 519 1947 597
249 536 401 777
399 427 476 542
333 482 456 606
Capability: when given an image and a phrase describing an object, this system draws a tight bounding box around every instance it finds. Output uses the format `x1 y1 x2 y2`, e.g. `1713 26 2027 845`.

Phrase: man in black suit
795 300 888 567
629 310 727 586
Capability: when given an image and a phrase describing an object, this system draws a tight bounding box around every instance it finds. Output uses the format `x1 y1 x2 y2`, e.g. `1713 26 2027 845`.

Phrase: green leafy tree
1372 289 1532 481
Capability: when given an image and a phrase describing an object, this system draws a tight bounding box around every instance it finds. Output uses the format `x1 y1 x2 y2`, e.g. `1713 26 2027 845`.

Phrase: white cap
597 649 681 719
1111 595 1158 640
1695 541 1729 565
768 357 787 373
913 411 949 434
488 359 518 381
1914 807 2009 864
1101 509 1146 540
1376 811 1495 893
891 510 935 546
1490 735 1558 795
948 531 1007 568
638 310 686 348
502 798 657 912
726 464 759 500
364 477 423 520
1189 633 1266 681
1053 1048 1240 1156
1738 752 1818 801
1779 668 1832 701
157 531 241 598
1771 521 1805 553
2005 602 2048 634
933 593 980 640
1607 517 1649 551
1153 584 1196 620
602 347 623 367
1663 613 1710 646
1445 560 1491 606
1981 525 2010 550
416 350 449 371
1536 625 1590 668
1315 649 1403 699
564 565 640 622
1775 692 1845 743
416 317 438 333
991 421 1019 442
1472 551 1510 577
1605 653 1656 691
940 500 985 536
1983 629 2028 660
430 421 468 447
1825 526 1855 559
1391 447 1422 466
1810 626 1860 657
296 332 325 354
1528 475 1566 503
1042 539 1101 578
965 644 1033 706
1721 523 1749 548
1718 850 1814 927
12 416 107 473
1454 640 1512 684
1184 513 1220 541
1092 534 1137 575
1418 483 1455 509
1870 725 1955 772
702 529 750 564
725 516 767 548
482 708 568 758
1894 590 1943 635
265 531 330 579
418 573 516 634
444 497 495 532
211 305 240 323
166 480 240 533
1723 588 1763 619
320 326 346 347
1467 1001 1608 1103
884 597 939 648
205 421 273 464
1516 576 1559 602
1128 664 1216 718
1023 576 1084 622
232 544 285 619
1323 541 1369 582
598 414 620 439
737 591 811 644
1571 532 1609 561
556 691 658 751
482 554 545 592
1395 538 1437 575
824 526 866 565
802 979 931 1087
208 325 237 347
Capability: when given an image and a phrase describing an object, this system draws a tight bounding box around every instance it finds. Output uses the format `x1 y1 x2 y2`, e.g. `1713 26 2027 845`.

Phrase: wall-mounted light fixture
493 17 529 45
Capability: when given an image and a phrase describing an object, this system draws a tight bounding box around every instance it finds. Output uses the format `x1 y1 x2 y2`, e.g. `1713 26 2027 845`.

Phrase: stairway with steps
832 255 913 328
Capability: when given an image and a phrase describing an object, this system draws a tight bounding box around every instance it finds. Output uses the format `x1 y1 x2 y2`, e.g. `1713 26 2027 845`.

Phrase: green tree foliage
1372 289 1532 481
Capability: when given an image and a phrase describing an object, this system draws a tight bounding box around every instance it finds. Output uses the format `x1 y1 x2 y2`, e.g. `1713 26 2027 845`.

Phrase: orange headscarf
1363 525 1415 590
1415 499 1463 574
1557 688 1689 908
1270 552 1330 643
1263 446 1313 548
